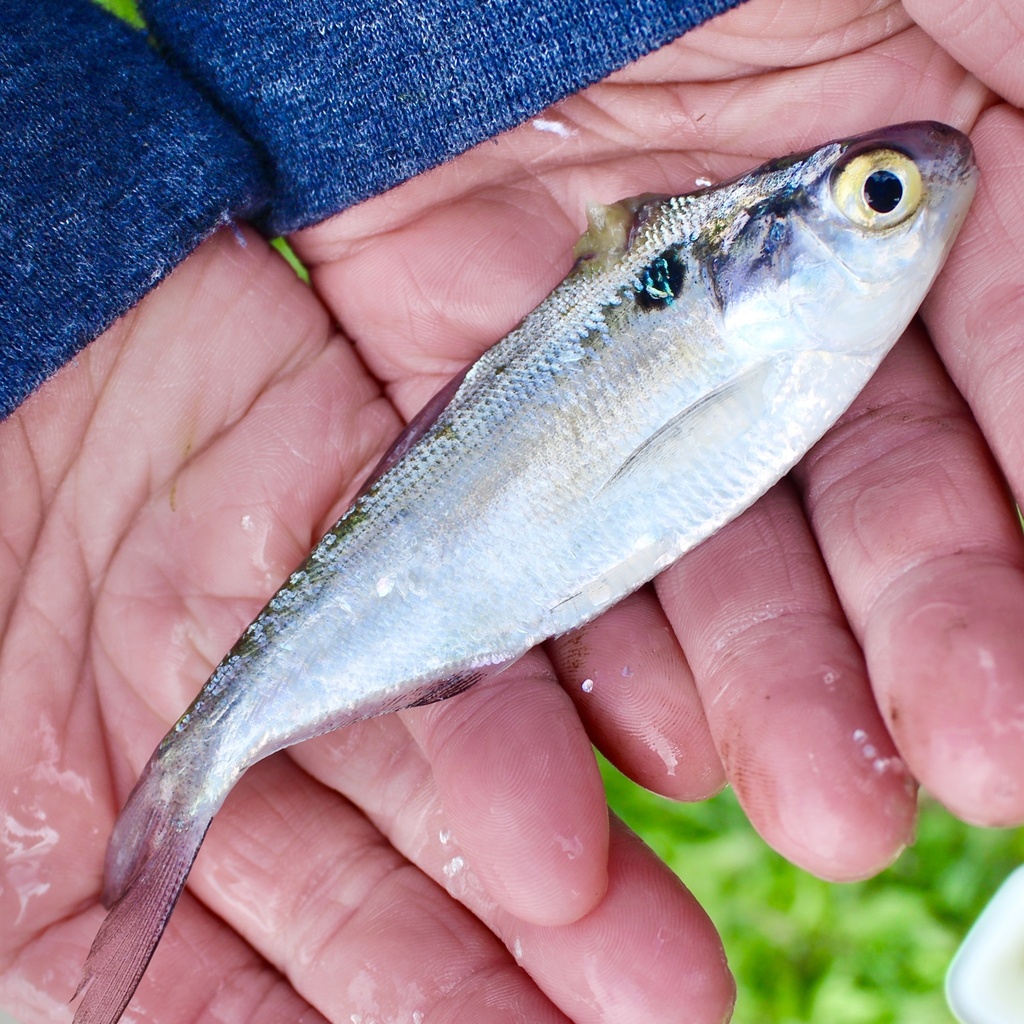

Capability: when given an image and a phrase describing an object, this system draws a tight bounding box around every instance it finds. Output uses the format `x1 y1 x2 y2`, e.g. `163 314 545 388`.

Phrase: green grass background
602 755 1024 1023
86 1 1024 1019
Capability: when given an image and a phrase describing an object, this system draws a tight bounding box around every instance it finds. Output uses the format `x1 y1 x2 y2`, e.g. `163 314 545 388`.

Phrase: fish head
699 120 977 363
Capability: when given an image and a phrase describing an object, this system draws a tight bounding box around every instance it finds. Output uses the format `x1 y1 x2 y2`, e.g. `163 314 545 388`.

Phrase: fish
72 121 977 1023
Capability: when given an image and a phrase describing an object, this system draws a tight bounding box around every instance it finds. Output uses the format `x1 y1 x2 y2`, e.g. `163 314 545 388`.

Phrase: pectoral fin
600 360 773 494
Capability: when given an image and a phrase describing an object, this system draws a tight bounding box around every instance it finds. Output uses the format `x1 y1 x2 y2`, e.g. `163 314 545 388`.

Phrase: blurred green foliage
602 756 1024 1023
93 0 143 28
270 238 311 283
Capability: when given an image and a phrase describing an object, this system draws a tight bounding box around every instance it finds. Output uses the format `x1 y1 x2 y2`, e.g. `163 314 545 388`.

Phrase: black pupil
863 170 903 214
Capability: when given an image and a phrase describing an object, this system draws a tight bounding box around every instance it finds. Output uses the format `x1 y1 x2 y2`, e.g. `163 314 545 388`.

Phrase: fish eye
831 148 923 230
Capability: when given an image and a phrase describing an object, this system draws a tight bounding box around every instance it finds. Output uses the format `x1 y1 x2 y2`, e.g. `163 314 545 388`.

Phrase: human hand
293 0 1024 890
1 2 1020 1023
0 218 735 1022
645 0 1024 858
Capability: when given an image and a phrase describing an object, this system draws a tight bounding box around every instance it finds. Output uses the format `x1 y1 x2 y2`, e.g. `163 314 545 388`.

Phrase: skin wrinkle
18 550 90 682
183 961 270 1024
812 407 978 510
546 592 720 796
550 609 719 799
69 256 264 608
21 411 124 618
845 462 959 565
905 0 1024 107
865 551 1024 632
292 858 415 976
817 511 1021 642
702 608 845 684
0 487 41 649
962 284 1024 406
203 361 387 539
161 902 330 1024
197 770 382 974
804 355 959 450
667 0 912 72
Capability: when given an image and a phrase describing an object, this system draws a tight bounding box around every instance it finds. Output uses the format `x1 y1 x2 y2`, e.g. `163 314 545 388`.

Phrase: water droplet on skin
872 755 907 775
822 670 838 686
852 728 885 762
512 937 524 963
240 514 253 530
556 834 584 860
443 855 465 878
438 827 453 845
620 665 633 677
531 117 573 138
695 176 713 188
642 729 680 776
413 1013 424 1024
581 678 594 693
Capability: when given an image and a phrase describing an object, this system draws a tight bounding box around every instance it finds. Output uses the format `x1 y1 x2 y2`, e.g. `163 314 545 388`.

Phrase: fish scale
72 121 977 1024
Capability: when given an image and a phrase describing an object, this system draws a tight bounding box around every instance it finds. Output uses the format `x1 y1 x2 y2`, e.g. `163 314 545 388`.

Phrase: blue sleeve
0 0 743 419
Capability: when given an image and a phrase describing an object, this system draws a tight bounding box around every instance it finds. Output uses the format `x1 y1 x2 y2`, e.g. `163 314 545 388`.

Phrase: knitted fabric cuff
0 0 743 418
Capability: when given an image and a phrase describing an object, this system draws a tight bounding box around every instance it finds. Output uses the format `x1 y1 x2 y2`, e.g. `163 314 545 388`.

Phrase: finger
904 0 1024 106
921 106 1024 513
288 718 736 1023
655 481 916 881
399 651 610 927
880 108 1024 824
302 186 580 415
506 816 735 1024
546 587 725 802
796 325 1024 826
188 756 572 1024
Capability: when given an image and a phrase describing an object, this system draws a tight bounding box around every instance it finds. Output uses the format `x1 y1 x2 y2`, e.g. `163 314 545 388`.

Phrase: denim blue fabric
0 0 269 418
142 0 746 234
0 0 744 419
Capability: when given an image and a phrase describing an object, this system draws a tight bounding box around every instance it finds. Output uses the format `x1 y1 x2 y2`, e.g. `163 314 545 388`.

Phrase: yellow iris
832 148 923 230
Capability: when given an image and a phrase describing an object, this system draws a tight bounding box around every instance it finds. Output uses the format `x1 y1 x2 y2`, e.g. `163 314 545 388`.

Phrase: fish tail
72 746 223 1024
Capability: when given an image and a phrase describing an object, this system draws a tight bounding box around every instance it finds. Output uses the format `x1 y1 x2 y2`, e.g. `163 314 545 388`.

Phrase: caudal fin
72 754 217 1024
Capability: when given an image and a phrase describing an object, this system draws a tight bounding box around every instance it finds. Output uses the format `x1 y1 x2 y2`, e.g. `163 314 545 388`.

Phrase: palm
3 2 1023 1022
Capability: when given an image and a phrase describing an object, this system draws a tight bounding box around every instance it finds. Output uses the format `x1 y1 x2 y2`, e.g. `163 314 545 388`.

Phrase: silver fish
73 121 976 1023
